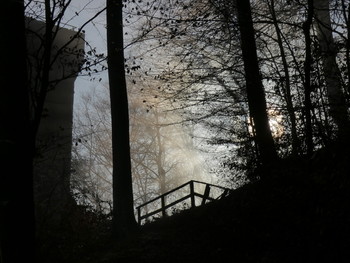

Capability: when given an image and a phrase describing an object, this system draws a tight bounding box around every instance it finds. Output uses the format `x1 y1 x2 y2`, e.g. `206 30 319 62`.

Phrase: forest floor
38 143 350 263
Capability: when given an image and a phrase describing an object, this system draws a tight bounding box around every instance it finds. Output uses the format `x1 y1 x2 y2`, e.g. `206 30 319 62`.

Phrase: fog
72 83 216 213
64 0 246 214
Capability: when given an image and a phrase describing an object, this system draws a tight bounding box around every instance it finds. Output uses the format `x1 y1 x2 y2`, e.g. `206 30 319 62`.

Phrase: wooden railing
136 180 232 225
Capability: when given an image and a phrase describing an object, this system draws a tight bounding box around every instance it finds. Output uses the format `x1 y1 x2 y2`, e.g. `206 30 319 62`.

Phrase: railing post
161 195 166 217
219 189 229 199
137 206 141 225
201 184 211 206
190 181 195 208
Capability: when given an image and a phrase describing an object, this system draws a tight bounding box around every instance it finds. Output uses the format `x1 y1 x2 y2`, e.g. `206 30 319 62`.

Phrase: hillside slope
97 145 350 263
37 144 350 263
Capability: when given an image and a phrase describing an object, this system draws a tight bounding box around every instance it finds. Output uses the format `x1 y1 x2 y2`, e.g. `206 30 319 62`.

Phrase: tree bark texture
236 0 278 166
106 0 137 238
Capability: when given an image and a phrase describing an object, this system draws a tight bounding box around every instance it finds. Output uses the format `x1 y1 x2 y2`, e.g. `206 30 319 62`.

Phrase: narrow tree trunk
236 0 278 167
347 3 350 97
32 0 54 139
0 0 35 262
106 0 137 238
303 0 314 156
314 0 350 139
269 0 300 155
154 110 166 195
340 0 350 97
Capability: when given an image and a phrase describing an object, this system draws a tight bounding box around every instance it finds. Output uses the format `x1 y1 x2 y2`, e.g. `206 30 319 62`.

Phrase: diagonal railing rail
136 180 232 225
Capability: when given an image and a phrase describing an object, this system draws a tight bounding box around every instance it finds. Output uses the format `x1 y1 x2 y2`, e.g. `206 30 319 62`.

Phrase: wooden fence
136 180 232 225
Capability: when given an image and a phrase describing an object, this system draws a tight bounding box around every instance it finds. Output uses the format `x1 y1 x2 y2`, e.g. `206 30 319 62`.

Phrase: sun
268 110 284 138
246 109 284 138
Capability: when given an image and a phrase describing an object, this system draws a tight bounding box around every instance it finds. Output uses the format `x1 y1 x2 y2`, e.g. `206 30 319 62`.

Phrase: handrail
137 180 192 209
191 180 232 191
136 180 232 225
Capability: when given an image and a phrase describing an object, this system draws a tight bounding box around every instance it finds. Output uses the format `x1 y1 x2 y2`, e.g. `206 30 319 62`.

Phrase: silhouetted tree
314 0 350 139
25 0 105 141
24 0 105 229
303 0 314 156
236 0 278 166
267 0 300 155
106 0 138 237
0 0 35 262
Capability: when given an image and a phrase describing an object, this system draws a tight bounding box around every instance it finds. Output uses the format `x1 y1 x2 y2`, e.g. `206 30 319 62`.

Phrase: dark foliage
37 143 350 262
36 203 112 263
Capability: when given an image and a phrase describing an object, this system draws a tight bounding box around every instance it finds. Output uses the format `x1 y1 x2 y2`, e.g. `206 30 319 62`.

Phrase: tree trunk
154 110 167 195
314 0 350 139
269 0 300 155
303 0 314 156
236 0 278 167
32 0 54 139
340 0 350 97
0 0 35 262
106 0 138 238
